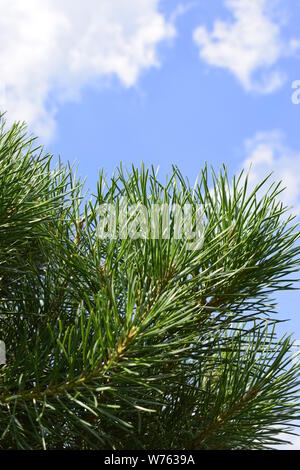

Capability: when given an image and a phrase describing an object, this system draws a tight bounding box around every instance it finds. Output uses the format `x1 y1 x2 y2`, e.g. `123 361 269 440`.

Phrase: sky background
1 0 300 448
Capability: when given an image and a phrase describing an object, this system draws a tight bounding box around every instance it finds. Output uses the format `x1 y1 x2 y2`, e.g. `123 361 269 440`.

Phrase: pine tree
0 114 299 450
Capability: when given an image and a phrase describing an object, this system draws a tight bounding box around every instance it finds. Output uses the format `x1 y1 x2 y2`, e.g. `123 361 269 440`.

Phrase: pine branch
0 116 299 449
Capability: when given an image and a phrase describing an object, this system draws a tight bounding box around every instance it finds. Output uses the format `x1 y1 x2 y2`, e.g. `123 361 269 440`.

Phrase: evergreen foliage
0 115 299 449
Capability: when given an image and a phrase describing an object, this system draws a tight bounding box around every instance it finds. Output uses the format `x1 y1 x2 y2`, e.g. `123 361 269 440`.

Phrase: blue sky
47 0 300 191
0 0 300 445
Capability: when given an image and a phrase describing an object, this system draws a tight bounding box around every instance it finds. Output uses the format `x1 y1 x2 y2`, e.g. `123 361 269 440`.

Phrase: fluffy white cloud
241 131 300 214
0 0 175 140
193 0 298 93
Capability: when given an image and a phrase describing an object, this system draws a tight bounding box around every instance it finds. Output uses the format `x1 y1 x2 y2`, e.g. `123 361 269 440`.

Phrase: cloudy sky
0 0 300 447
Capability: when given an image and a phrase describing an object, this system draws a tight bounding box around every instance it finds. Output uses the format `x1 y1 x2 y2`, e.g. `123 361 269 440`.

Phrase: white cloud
193 0 298 93
240 131 300 214
0 0 175 140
